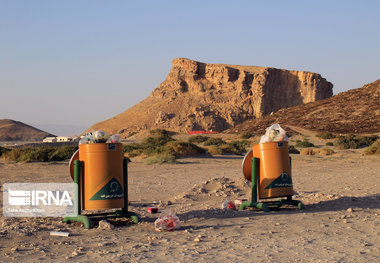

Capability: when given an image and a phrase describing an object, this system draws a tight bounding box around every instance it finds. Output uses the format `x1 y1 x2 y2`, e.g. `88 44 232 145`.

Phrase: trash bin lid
68 149 79 180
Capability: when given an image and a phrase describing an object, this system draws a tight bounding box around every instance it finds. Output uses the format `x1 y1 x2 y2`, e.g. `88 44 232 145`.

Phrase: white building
42 136 79 143
43 137 57 143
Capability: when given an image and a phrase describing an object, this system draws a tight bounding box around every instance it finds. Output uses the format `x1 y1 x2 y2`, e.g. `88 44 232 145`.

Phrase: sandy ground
0 149 379 263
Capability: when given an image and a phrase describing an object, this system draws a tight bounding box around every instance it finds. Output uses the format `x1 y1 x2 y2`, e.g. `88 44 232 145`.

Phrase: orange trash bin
252 141 294 199
78 143 124 210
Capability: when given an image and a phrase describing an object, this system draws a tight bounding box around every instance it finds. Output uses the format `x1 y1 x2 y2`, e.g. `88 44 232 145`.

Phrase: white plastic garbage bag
259 124 289 144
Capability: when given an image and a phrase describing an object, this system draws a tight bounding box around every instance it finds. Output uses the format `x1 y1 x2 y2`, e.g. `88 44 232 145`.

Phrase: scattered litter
259 123 289 144
221 200 236 210
50 231 70 237
147 207 158 213
154 210 180 232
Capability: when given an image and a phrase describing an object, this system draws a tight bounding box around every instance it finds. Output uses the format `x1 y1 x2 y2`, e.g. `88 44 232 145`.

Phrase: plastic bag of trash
106 134 120 143
260 123 289 144
93 130 110 143
154 210 180 232
79 131 117 145
79 135 95 145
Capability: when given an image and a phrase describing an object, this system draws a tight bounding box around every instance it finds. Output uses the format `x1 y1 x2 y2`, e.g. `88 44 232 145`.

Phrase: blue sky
1 0 379 135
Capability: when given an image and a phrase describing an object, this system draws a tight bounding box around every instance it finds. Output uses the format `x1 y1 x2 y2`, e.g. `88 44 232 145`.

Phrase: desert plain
0 132 379 263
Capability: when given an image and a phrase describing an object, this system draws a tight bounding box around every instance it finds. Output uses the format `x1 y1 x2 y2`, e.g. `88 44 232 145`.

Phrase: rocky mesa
89 58 332 135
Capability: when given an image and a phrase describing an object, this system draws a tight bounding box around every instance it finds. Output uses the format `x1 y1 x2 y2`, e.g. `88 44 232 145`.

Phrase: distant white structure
43 136 79 143
43 137 57 143
56 136 70 142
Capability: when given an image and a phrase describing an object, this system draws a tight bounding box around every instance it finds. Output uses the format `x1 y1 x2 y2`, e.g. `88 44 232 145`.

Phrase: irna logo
8 189 73 206
3 183 75 217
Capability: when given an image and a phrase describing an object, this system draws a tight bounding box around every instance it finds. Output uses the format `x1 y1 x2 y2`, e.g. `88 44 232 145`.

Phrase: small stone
98 220 114 230
10 247 19 253
275 222 281 226
347 208 353 212
194 238 201 242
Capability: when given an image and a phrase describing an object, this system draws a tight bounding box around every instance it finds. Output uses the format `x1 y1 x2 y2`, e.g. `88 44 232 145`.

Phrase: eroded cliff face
89 58 332 135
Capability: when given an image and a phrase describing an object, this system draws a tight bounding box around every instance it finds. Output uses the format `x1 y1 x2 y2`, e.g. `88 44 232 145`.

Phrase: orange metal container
79 143 124 210
252 141 294 199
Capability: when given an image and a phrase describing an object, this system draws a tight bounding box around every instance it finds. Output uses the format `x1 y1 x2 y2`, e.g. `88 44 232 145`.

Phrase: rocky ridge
89 58 332 135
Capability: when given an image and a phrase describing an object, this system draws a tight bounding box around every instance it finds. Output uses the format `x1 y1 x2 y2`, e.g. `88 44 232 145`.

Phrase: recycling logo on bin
265 172 293 189
90 178 124 200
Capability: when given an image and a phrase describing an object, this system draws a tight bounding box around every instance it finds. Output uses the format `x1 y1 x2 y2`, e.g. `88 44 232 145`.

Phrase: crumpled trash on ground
154 210 180 232
259 123 289 144
79 131 120 145
221 200 236 210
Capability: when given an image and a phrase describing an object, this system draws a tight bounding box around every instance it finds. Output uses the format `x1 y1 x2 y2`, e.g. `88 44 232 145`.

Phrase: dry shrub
164 141 206 157
300 148 315 155
145 153 176 164
316 132 336 139
206 146 223 156
316 148 335 156
363 139 380 155
188 135 210 143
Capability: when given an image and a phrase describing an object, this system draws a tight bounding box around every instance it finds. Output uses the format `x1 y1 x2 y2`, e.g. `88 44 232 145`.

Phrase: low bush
221 140 251 155
145 153 176 165
188 135 210 144
206 146 223 156
239 132 253 139
164 141 206 157
295 139 315 148
148 129 172 137
315 148 335 156
1 145 78 163
316 132 336 139
326 142 334 146
363 139 380 155
123 143 144 157
335 134 378 149
0 146 11 157
123 132 206 160
203 137 227 146
206 140 250 156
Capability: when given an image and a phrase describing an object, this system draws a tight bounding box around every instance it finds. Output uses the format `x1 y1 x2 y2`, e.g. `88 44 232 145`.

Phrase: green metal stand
63 159 140 229
240 157 304 212
240 157 269 212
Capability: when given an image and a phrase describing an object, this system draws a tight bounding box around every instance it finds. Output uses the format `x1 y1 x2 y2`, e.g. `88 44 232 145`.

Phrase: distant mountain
225 79 380 134
0 119 56 141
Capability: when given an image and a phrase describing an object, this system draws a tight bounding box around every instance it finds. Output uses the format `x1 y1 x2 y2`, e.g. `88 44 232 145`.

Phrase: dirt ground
0 148 379 263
